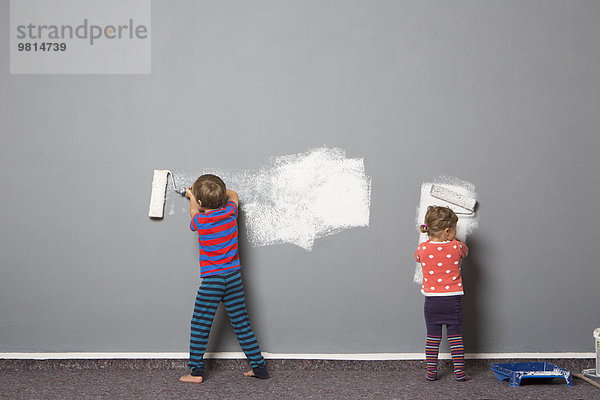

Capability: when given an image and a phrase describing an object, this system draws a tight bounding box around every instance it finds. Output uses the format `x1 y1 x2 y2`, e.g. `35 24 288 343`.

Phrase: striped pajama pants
188 270 265 372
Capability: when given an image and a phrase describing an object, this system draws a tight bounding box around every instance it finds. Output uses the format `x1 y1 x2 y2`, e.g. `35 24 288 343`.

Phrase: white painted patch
168 147 371 251
414 176 479 284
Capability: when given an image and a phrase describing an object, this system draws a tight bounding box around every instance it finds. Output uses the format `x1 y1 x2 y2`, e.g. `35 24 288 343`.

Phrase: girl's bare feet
243 369 255 377
179 374 203 383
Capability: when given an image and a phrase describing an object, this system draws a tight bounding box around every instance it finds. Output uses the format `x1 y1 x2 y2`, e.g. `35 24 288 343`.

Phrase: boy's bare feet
245 363 270 379
179 374 203 384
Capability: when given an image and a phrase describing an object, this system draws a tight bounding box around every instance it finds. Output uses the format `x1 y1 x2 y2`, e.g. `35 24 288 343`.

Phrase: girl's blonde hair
419 206 458 235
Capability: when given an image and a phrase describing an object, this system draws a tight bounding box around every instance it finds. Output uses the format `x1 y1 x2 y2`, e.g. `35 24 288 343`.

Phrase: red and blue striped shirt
190 201 241 277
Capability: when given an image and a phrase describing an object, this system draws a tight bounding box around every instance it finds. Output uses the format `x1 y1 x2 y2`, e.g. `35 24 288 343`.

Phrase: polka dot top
415 239 468 296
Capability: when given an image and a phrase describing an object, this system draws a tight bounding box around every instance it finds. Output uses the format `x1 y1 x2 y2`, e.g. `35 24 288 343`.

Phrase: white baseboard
0 352 595 360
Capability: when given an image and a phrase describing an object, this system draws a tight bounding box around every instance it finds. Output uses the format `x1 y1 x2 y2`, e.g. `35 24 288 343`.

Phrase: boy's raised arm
185 187 201 218
226 189 239 207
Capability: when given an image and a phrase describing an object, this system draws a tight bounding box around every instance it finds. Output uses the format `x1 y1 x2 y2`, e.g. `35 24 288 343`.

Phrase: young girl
415 206 470 382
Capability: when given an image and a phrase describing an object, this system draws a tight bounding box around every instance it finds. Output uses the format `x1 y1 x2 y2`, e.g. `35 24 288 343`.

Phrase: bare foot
179 374 203 383
244 366 270 379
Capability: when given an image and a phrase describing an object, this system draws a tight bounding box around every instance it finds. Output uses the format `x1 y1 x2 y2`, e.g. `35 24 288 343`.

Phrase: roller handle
573 373 600 389
166 171 187 195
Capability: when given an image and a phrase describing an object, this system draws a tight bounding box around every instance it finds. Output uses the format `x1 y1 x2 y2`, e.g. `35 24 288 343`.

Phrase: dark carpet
1 359 598 399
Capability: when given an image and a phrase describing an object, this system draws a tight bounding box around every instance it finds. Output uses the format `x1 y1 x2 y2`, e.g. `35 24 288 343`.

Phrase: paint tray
490 362 573 387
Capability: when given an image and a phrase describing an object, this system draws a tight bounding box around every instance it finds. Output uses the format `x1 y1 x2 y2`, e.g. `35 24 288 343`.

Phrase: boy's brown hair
191 174 227 209
419 206 458 235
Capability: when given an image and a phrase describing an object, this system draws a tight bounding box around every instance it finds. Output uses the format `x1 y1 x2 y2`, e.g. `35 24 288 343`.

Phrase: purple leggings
424 295 463 337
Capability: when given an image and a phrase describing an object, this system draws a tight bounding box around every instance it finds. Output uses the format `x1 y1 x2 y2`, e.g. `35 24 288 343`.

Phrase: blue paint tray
490 362 573 387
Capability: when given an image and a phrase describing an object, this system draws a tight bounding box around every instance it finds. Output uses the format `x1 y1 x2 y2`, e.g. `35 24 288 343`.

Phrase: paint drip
414 176 479 283
169 147 372 251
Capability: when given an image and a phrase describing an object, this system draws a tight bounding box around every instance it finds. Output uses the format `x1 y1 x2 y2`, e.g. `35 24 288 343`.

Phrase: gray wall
1 0 599 355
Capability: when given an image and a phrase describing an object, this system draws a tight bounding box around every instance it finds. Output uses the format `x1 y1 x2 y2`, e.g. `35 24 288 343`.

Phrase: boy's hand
185 187 193 199
226 189 239 207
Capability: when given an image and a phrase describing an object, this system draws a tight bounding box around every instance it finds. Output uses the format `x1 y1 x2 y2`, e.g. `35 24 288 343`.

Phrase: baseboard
0 352 595 360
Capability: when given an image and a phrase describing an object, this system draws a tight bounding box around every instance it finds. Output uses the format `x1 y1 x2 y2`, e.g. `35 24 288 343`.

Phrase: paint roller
148 170 186 218
429 184 477 215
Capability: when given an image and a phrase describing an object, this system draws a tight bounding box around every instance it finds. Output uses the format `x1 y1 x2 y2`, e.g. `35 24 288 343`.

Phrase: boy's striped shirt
190 201 241 277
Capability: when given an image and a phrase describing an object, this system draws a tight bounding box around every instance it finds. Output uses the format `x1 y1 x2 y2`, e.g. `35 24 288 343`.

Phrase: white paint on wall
167 147 371 251
414 177 479 283
243 147 371 250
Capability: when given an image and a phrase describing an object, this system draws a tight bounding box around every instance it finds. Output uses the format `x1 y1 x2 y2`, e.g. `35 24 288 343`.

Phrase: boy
179 174 269 383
